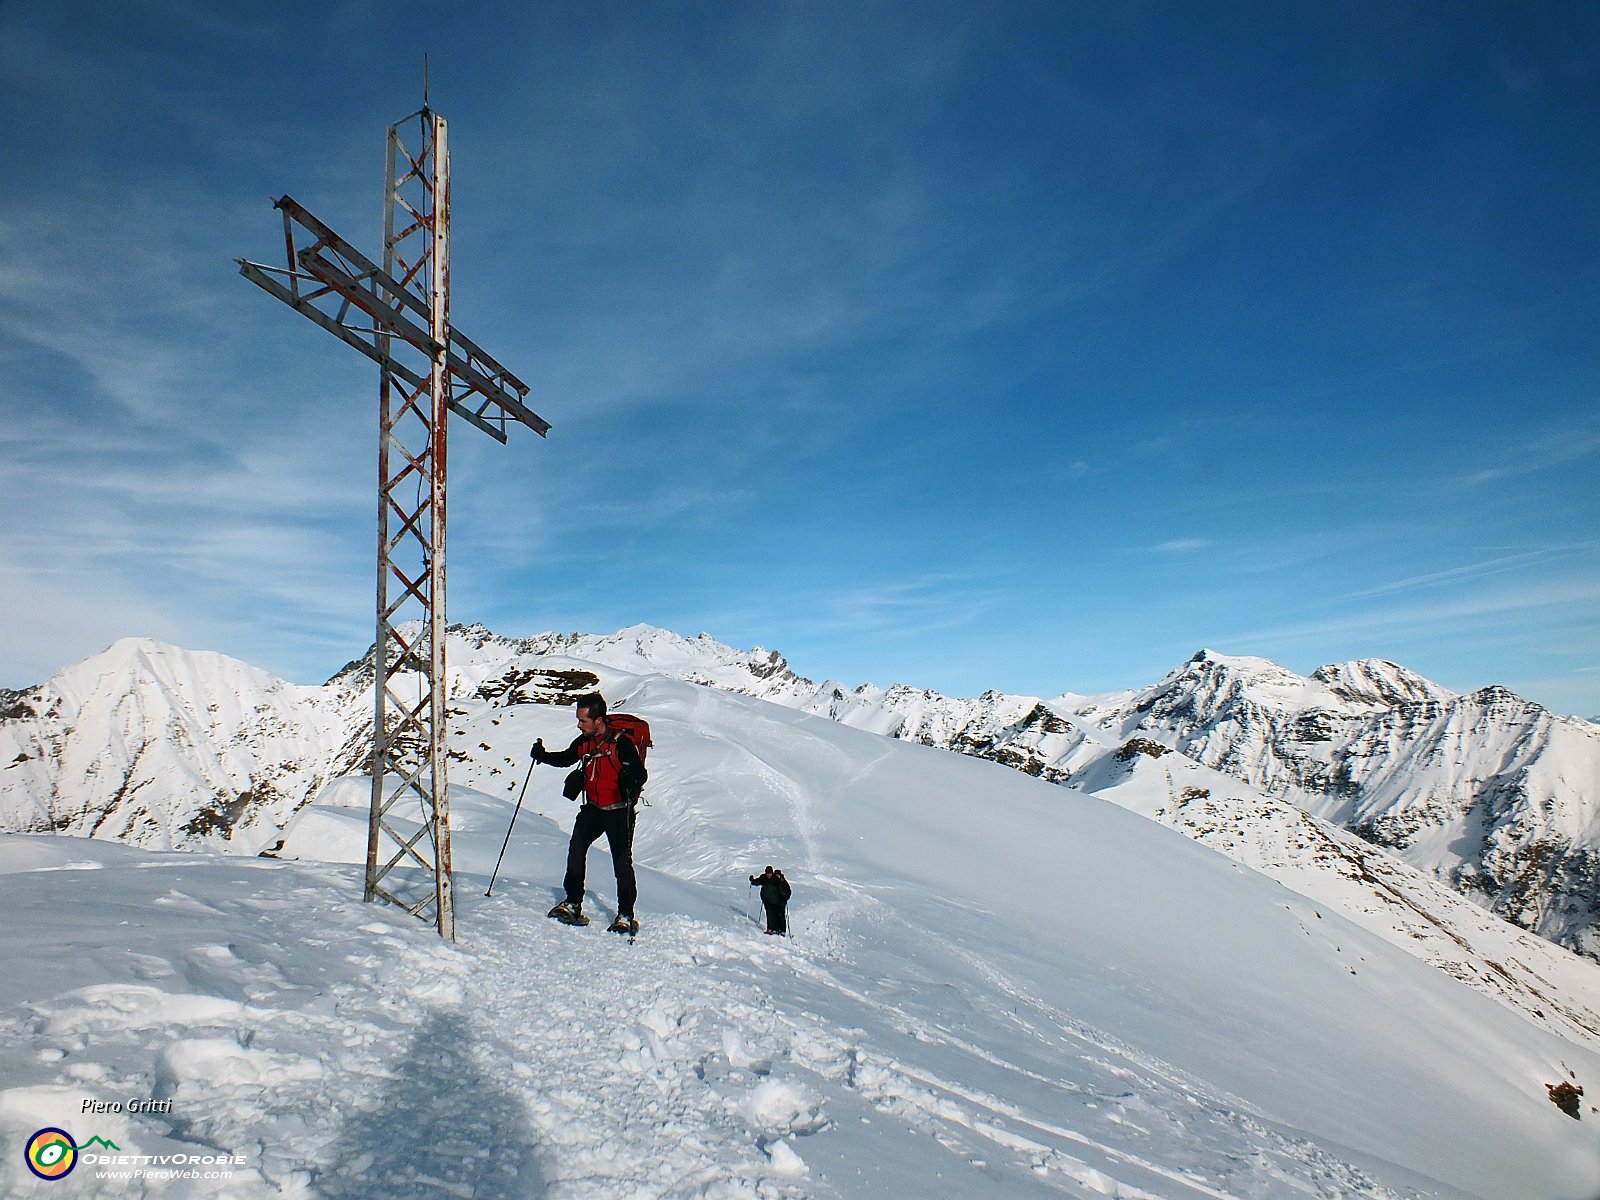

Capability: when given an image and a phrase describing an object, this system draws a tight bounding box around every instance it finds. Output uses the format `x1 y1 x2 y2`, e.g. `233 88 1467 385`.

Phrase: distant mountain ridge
444 626 1600 964
1063 649 1600 962
3 623 1598 1047
0 637 362 849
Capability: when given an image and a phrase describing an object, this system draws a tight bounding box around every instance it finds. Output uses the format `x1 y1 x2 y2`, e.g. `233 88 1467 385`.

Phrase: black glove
530 739 546 763
619 761 646 800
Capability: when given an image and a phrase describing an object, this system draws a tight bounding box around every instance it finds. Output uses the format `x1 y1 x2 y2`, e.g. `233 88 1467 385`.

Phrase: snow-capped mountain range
550 629 1600 961
3 624 1598 1053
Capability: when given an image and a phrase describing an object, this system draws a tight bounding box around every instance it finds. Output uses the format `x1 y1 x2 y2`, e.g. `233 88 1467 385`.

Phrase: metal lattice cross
238 107 549 940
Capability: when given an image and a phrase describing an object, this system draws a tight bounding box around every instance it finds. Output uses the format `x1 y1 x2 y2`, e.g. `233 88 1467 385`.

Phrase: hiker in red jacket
532 693 647 934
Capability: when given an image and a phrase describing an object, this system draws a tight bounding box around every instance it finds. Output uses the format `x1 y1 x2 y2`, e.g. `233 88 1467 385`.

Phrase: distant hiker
749 866 791 936
532 693 647 934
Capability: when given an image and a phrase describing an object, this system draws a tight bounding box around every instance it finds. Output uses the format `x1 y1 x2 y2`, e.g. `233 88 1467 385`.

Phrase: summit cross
238 106 550 940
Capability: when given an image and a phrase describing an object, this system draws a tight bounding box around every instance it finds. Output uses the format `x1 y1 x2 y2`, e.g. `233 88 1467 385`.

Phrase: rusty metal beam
236 261 432 393
240 103 548 942
241 253 526 447
270 194 550 439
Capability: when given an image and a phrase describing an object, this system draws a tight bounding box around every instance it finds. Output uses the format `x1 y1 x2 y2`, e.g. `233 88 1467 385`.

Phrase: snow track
457 890 1410 1200
2 845 1433 1199
468 906 827 1198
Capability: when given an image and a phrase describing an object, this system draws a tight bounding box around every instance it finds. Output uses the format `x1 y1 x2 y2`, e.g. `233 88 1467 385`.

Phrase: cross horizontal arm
237 195 551 440
237 259 432 392
277 196 550 437
237 257 514 443
297 249 551 439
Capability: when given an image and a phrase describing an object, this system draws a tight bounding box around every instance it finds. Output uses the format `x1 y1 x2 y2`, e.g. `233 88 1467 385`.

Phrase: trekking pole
486 760 535 897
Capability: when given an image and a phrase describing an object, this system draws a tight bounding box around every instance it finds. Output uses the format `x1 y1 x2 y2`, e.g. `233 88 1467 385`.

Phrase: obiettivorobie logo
22 1127 247 1183
24 1129 120 1181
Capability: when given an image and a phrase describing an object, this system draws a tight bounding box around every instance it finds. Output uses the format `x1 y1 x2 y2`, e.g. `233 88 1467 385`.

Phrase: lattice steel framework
239 106 549 940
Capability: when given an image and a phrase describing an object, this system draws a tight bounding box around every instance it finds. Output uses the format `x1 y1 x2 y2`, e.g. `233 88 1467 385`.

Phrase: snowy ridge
4 667 1600 1199
0 638 364 849
3 626 1599 1052
1070 649 1600 959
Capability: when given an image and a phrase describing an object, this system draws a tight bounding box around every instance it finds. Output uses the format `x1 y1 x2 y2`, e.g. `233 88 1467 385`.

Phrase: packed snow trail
438 876 1416 1200
2 842 1434 1200
461 899 820 1199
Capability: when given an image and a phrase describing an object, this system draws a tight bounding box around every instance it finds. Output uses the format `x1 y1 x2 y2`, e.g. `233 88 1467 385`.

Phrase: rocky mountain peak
1310 659 1451 709
1466 684 1544 717
1127 648 1314 731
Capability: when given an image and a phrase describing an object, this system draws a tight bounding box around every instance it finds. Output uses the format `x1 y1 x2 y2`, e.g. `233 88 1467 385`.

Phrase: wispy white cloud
802 574 1005 643
1349 543 1600 599
0 384 374 688
1225 578 1600 651
1434 423 1600 494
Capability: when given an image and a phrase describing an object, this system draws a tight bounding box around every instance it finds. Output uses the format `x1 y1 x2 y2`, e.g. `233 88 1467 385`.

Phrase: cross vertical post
238 104 550 941
367 108 456 938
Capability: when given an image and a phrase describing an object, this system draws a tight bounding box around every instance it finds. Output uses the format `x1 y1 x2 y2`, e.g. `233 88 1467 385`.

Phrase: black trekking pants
762 900 787 935
564 804 636 917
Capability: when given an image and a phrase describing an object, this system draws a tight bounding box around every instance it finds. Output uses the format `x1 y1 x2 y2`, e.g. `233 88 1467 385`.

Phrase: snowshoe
607 914 640 936
548 900 589 926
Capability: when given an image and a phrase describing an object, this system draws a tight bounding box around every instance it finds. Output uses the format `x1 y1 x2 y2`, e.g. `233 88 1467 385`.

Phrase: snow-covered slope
4 666 1599 1199
513 630 1600 964
1064 650 1600 959
388 627 1600 963
1077 746 1600 1053
5 627 1600 1053
0 638 363 850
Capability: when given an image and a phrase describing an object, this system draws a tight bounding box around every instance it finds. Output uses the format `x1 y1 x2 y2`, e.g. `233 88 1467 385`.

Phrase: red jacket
542 725 646 809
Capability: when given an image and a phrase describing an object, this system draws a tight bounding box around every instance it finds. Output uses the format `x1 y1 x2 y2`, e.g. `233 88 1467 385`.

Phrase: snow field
473 907 827 1198
464 887 1332 1200
4 665 1600 1199
0 837 1407 1200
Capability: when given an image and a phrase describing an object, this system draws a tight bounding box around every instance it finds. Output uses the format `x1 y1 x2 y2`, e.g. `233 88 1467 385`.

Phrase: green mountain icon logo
76 1136 121 1151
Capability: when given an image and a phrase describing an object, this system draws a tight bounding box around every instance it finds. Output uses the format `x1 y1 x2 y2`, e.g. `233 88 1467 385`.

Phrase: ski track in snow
0 850 1419 1200
459 892 1406 1200
770 899 1404 1200
736 750 823 878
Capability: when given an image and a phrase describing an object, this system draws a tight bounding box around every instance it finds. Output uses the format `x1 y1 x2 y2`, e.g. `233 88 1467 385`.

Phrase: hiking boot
548 899 588 925
607 913 640 935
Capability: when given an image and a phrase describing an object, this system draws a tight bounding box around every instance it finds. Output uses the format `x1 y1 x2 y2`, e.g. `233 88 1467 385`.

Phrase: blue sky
3 1 1597 715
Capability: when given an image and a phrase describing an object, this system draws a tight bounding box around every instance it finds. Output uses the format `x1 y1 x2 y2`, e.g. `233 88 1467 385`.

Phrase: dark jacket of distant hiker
749 867 791 935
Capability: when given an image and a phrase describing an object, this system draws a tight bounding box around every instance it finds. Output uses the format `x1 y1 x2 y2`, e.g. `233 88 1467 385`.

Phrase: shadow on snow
319 1008 544 1199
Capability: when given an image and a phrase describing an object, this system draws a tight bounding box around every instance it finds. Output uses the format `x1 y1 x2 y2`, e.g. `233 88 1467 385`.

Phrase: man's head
576 693 608 737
